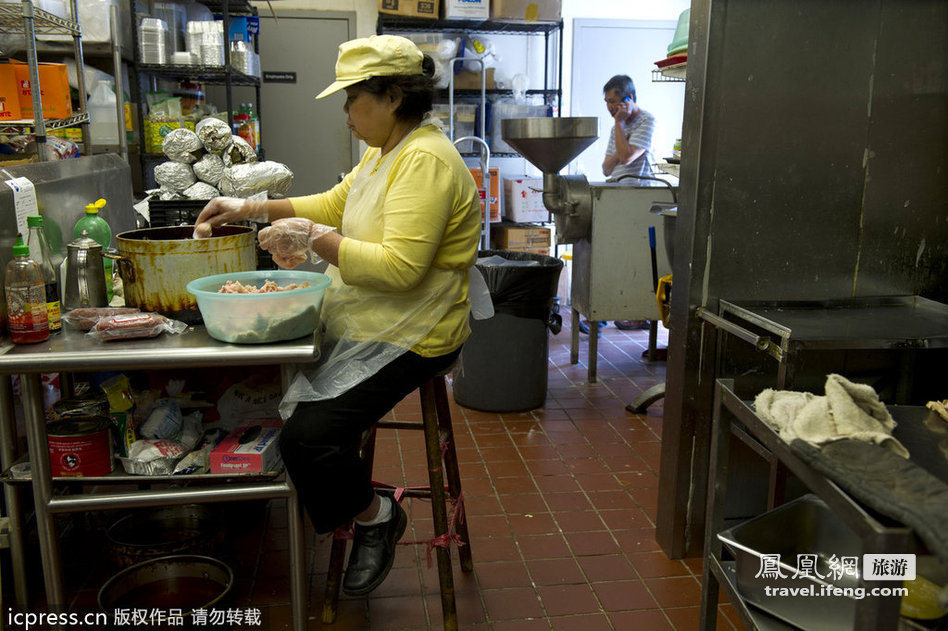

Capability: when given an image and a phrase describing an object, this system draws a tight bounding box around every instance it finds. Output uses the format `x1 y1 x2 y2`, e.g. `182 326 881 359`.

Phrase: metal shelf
0 111 88 135
377 15 561 35
136 63 260 85
0 1 79 35
652 67 686 82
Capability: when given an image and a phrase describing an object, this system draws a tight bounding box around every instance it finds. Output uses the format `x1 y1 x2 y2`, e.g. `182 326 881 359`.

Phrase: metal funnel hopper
501 117 599 174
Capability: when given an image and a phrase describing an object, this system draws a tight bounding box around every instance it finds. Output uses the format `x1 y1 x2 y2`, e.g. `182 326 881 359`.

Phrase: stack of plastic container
186 21 224 66
139 18 170 64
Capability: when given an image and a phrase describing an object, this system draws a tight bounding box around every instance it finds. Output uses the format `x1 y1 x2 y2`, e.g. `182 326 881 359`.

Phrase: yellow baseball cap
315 35 424 100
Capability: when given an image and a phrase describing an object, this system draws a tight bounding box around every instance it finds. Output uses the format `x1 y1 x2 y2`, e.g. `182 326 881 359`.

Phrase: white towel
754 374 909 458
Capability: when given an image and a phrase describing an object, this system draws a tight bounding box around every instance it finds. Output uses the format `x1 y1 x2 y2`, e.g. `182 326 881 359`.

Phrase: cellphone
623 96 632 103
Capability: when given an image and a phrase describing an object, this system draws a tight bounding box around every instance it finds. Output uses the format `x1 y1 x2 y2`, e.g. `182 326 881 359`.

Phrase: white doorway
570 19 685 180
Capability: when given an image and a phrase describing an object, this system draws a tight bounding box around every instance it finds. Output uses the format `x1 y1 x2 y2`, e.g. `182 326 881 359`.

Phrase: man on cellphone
602 74 655 182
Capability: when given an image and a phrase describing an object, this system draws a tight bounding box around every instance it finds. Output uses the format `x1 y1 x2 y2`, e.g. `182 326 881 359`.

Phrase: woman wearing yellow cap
194 35 482 595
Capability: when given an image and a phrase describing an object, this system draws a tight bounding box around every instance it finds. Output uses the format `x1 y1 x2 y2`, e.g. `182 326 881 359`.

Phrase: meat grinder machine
502 117 677 382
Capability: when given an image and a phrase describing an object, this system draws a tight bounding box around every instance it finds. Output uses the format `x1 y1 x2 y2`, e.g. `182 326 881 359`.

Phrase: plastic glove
257 217 334 268
191 196 269 239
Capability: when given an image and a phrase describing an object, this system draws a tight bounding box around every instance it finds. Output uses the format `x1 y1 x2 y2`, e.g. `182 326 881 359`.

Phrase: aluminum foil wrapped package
158 187 186 200
154 161 197 192
161 128 204 164
221 135 258 167
195 117 232 152
183 181 219 200
192 152 224 186
219 161 294 198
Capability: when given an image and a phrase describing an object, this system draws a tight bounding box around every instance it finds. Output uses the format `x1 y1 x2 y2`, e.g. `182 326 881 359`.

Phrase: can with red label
47 417 114 477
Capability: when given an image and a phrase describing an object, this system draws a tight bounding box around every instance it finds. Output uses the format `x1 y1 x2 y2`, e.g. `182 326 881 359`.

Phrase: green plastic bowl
667 9 690 56
187 270 331 344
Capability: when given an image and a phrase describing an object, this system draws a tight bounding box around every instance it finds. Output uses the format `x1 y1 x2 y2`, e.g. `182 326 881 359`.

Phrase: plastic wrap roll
154 161 197 192
219 161 294 198
221 135 258 167
183 181 219 200
195 117 231 152
161 128 204 164
192 152 224 186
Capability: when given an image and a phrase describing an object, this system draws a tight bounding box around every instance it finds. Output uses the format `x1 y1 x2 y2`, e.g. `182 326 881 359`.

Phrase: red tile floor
235 312 744 630
28 310 746 630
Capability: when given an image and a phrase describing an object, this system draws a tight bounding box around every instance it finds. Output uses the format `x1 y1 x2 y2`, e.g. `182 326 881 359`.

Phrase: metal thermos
63 231 108 310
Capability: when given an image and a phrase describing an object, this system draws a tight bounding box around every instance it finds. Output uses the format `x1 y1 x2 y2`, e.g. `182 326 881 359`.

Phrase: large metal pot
110 225 256 323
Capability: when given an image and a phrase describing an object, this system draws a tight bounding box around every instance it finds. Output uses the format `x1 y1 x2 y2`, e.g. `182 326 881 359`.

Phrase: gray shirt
606 109 655 182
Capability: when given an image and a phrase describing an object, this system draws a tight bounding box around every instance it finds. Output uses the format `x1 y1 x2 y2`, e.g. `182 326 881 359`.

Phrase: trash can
453 250 563 412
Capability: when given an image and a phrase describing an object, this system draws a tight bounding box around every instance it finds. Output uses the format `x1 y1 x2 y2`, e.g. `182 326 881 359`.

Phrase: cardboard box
470 167 501 222
491 222 551 253
450 67 495 90
443 0 489 20
209 418 282 474
490 0 560 21
0 65 21 120
8 60 72 120
379 0 439 19
503 177 547 223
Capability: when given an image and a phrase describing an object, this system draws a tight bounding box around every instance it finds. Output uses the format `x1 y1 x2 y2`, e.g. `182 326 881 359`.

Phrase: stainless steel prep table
0 326 318 630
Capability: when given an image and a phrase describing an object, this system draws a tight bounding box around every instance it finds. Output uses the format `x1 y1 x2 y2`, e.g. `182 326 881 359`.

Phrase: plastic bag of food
162 127 204 164
154 161 197 192
119 411 203 475
139 398 182 439
173 427 227 474
87 312 188 341
63 307 140 330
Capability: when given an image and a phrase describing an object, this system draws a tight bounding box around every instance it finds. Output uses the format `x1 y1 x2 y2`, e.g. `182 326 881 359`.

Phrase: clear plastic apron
280 118 487 418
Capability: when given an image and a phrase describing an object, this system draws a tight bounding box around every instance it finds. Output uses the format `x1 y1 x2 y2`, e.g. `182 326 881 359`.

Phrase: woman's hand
192 197 269 239
257 217 335 268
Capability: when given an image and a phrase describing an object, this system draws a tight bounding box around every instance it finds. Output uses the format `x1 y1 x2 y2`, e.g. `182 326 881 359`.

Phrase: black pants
279 347 461 534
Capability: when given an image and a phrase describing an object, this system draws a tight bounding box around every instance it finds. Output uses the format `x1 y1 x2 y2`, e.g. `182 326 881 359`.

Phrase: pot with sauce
108 225 256 323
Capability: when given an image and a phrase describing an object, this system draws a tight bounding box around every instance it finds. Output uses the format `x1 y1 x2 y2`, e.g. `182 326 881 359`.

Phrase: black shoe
615 320 650 330
342 496 408 596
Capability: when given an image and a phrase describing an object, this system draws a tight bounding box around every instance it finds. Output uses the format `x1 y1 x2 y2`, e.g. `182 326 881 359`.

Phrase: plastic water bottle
73 198 114 302
88 80 120 145
5 234 50 344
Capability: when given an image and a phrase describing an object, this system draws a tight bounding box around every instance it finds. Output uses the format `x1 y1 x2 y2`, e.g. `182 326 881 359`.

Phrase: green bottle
73 198 113 302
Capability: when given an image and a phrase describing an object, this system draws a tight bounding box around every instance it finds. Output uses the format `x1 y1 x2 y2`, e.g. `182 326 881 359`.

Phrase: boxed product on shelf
491 221 551 254
490 0 561 21
443 0 489 20
6 61 72 120
378 0 439 19
451 67 496 90
144 117 196 153
0 66 22 120
209 418 282 474
470 167 501 222
503 176 546 223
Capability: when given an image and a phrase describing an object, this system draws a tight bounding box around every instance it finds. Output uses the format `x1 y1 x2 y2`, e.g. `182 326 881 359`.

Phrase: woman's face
343 87 399 148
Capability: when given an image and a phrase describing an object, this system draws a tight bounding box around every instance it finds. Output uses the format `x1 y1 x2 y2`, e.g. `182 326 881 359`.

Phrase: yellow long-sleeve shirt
289 123 482 357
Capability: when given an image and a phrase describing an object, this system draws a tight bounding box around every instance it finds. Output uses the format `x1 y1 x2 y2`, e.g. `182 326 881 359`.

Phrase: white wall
560 0 691 116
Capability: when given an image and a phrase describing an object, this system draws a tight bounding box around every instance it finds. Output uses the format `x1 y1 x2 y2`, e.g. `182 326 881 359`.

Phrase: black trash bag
475 249 563 322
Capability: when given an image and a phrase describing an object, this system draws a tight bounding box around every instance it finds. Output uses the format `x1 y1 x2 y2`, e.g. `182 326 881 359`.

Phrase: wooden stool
321 373 473 630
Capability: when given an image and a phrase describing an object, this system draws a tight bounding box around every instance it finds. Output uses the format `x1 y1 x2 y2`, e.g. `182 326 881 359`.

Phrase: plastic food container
186 270 331 344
